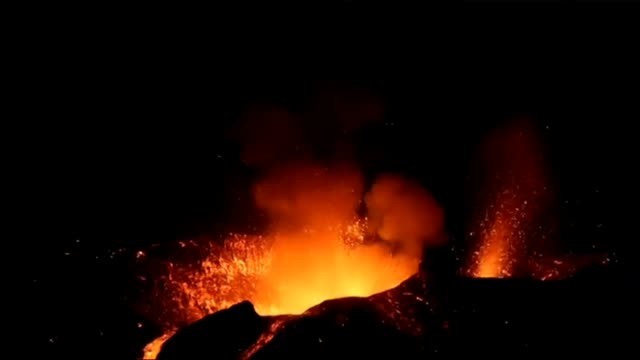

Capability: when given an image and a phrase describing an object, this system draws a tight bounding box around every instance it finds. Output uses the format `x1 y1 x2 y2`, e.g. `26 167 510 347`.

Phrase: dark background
23 6 636 359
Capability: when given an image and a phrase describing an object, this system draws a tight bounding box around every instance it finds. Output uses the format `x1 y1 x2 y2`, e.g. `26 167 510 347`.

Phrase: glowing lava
140 163 446 359
142 219 420 359
468 190 529 278
172 220 417 317
467 120 551 278
473 220 512 278
143 333 173 360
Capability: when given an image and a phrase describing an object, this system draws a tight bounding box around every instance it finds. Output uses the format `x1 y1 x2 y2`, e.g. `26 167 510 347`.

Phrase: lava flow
142 165 444 359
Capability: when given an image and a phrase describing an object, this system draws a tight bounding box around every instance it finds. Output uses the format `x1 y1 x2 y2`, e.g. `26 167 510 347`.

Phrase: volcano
137 111 628 359
152 257 631 359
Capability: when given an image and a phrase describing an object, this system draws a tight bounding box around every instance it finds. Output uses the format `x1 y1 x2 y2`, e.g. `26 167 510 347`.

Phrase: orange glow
142 221 419 359
175 221 417 317
142 332 173 360
468 192 525 278
467 120 548 278
473 221 510 278
465 120 609 280
141 164 444 359
138 107 602 359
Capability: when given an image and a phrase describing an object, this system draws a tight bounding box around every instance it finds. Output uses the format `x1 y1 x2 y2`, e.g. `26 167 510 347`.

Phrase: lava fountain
467 119 551 278
142 164 444 359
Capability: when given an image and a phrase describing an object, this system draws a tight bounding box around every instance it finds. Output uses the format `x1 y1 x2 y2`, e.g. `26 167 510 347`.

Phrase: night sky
24 7 636 359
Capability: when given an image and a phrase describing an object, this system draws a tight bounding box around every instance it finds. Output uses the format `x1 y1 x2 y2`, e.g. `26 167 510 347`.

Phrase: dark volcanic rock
441 265 634 356
249 297 423 359
156 265 634 359
156 301 270 360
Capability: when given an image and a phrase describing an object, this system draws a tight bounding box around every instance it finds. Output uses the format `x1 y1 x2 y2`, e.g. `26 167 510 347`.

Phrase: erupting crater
138 120 612 359
142 218 421 359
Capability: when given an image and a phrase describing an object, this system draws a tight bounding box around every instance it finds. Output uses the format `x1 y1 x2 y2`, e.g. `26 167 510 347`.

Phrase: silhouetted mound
157 301 269 360
156 265 633 359
249 297 422 359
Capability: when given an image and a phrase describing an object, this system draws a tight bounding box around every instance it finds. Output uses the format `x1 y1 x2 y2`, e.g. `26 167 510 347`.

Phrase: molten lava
141 164 446 359
174 220 417 317
142 219 419 359
143 333 173 360
140 119 594 359
468 191 528 278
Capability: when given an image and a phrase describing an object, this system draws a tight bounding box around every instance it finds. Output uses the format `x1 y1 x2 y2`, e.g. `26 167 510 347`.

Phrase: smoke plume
151 87 448 330
253 162 364 232
237 86 446 261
